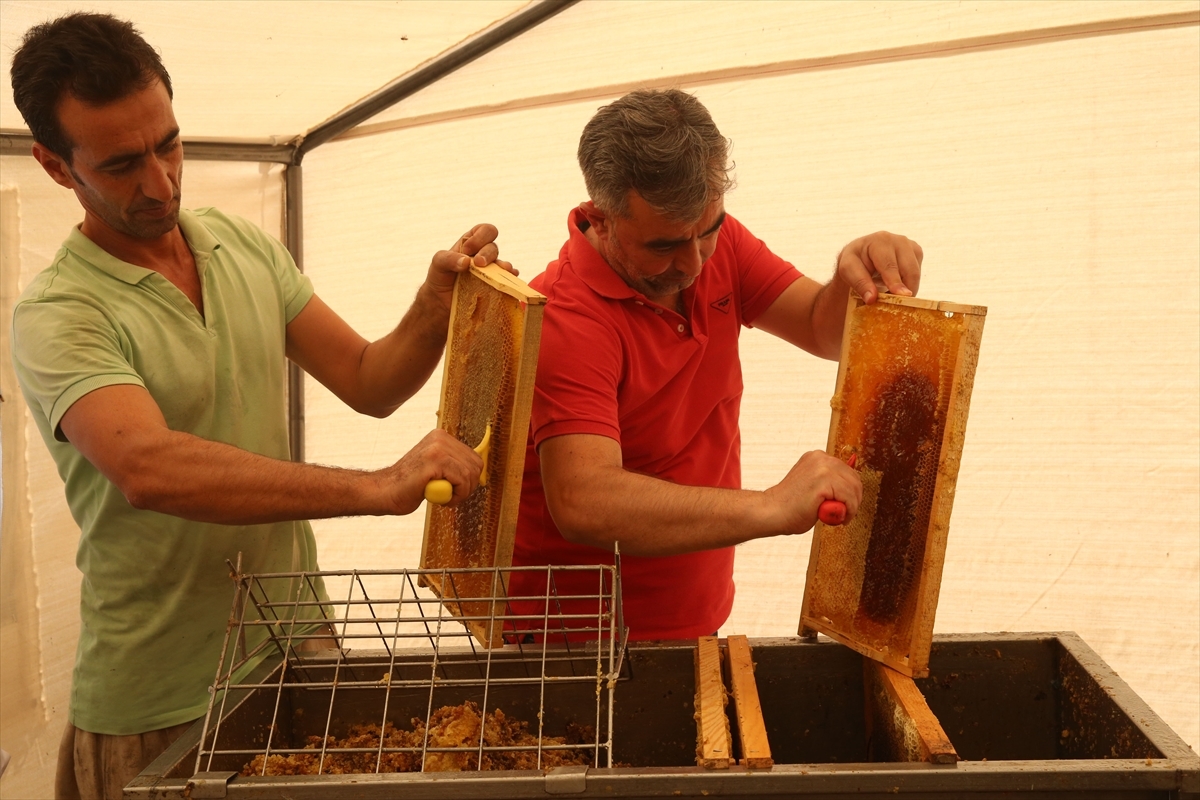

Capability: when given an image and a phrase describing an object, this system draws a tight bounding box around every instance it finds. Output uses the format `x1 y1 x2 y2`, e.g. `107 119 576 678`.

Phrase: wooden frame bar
693 636 733 769
800 292 986 677
419 265 546 647
724 635 773 768
864 658 959 764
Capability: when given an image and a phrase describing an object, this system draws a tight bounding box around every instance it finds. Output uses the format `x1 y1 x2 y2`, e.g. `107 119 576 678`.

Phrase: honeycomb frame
419 265 546 647
799 292 986 677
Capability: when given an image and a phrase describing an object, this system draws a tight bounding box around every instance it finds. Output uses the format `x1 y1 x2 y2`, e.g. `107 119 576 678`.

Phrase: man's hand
425 223 516 304
837 231 923 305
376 429 483 515
761 450 863 534
754 230 924 360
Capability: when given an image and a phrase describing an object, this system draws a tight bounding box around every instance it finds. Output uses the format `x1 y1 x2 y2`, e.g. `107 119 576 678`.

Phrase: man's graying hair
11 12 173 163
578 89 734 221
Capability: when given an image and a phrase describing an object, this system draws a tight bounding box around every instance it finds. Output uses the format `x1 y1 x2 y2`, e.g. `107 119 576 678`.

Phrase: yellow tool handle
424 425 491 506
423 480 455 505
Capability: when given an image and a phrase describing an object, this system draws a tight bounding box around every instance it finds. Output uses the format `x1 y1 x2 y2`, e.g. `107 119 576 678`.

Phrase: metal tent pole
285 163 305 463
293 0 577 162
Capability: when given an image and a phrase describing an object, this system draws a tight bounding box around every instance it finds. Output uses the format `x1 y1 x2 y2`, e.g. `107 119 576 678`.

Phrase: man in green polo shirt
10 13 498 799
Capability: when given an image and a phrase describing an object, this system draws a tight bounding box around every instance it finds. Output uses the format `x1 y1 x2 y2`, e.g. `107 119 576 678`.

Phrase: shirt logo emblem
710 293 732 314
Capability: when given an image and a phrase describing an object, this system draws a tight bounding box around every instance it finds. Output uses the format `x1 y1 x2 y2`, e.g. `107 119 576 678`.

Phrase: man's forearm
809 272 852 359
355 283 450 416
541 435 857 556
117 428 393 524
549 465 779 557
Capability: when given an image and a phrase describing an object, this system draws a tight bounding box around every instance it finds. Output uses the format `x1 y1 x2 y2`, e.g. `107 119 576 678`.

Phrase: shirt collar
565 207 640 302
62 208 221 285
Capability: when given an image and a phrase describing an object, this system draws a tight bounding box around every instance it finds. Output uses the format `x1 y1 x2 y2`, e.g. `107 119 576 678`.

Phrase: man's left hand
426 223 517 301
837 231 923 304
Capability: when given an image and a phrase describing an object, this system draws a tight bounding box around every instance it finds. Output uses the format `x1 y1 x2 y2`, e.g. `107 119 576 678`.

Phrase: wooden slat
470 264 548 304
908 309 986 664
864 659 959 765
873 293 987 317
724 635 773 768
693 636 733 769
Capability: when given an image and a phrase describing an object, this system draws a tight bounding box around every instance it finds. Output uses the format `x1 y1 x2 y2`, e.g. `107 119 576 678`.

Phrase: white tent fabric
2 2 1197 798
0 0 530 139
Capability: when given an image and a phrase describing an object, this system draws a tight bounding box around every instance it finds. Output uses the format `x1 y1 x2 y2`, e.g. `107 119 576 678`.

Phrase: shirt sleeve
12 296 145 442
721 215 803 326
530 303 624 448
263 227 314 324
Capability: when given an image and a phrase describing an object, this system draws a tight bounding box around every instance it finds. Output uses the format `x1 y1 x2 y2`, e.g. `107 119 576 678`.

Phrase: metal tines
196 555 628 778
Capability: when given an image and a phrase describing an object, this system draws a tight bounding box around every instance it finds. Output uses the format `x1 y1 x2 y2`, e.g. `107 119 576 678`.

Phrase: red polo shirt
510 208 801 641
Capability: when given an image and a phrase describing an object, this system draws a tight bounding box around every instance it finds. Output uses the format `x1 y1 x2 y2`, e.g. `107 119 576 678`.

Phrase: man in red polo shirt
510 89 923 641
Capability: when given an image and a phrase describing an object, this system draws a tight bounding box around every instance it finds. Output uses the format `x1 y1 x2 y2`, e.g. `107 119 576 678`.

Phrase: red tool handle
818 499 848 526
818 454 857 526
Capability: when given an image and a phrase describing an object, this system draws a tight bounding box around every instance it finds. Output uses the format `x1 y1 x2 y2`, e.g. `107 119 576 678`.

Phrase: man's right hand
378 429 483 515
424 224 515 309
762 450 863 534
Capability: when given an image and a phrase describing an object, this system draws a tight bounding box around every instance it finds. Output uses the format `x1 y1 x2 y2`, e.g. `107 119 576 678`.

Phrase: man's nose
677 239 705 277
141 156 175 202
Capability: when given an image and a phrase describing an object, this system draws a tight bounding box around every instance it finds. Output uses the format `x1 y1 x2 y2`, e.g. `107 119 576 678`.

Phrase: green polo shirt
12 208 324 734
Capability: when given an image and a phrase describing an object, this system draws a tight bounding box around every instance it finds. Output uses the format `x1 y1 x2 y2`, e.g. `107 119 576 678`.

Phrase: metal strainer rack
195 555 628 777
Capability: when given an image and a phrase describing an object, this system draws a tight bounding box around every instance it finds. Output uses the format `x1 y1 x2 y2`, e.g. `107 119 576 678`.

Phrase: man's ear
31 143 78 190
578 201 612 240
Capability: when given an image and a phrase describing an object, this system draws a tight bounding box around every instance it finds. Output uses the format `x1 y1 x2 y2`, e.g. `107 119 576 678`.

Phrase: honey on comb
801 293 985 675
423 271 531 641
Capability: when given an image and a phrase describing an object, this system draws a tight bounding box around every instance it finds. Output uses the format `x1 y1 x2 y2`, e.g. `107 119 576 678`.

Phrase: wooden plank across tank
419 264 546 647
800 292 986 677
864 658 959 764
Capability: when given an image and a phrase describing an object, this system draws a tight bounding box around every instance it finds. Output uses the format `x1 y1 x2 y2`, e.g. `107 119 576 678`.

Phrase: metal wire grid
196 557 628 777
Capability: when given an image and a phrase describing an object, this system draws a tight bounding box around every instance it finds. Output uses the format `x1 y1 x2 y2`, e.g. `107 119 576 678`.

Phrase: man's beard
603 238 696 299
638 268 696 297
73 168 182 240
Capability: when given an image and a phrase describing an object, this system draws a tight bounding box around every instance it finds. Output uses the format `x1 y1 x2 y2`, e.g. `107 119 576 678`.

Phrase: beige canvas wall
0 157 284 799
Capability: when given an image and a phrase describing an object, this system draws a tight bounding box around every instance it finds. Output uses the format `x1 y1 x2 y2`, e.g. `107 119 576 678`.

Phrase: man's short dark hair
578 89 734 222
11 12 173 162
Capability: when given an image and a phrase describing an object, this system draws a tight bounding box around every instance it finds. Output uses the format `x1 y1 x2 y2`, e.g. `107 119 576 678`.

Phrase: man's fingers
470 242 500 267
449 224 518 273
814 452 862 508
771 450 865 532
455 223 499 258
898 240 923 296
840 249 882 305
863 239 913 298
426 250 473 296
841 232 923 303
415 430 483 505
